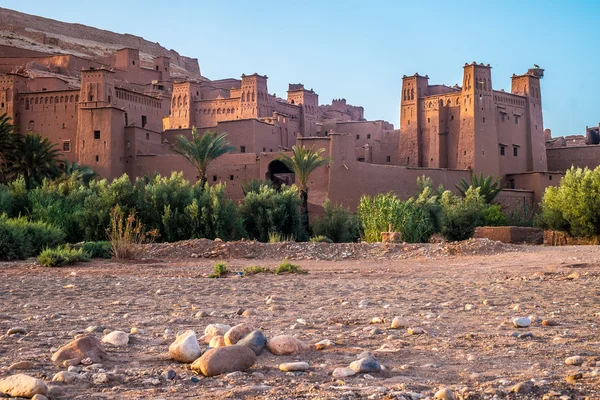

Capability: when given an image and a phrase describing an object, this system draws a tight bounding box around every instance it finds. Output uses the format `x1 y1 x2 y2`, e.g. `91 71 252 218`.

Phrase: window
141 115 147 128
500 146 505 156
367 134 371 139
356 134 360 140
501 114 505 122
95 155 99 162
549 175 552 181
386 156 391 162
146 132 150 140
427 118 430 123
94 130 100 139
240 146 246 153
514 116 519 124
483 117 486 123
63 141 71 152
451 115 454 121
263 147 266 152
213 176 217 182
229 175 234 180
513 146 518 157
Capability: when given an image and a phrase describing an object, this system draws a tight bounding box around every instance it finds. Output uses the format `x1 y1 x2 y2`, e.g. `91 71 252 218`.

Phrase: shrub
37 245 90 267
268 231 295 243
311 200 360 243
310 235 333 243
108 205 158 260
274 260 307 275
481 204 507 226
440 188 486 241
456 173 502 204
0 185 13 216
242 265 271 275
0 214 65 261
537 166 600 238
81 241 112 259
241 179 274 196
240 184 306 242
209 261 228 278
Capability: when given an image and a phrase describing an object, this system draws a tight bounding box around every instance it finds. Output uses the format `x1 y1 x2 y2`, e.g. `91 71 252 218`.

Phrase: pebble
209 335 226 348
464 304 475 311
7 361 34 371
0 374 48 398
408 327 424 335
162 370 176 380
517 332 534 339
314 339 334 350
542 319 559 327
224 323 254 346
565 356 584 366
279 362 310 372
513 317 531 328
204 324 232 342
52 371 82 383
267 335 308 355
102 331 129 346
51 336 105 365
241 309 256 316
191 345 257 377
130 327 144 335
225 371 244 379
565 373 583 383
92 373 110 384
168 330 202 363
195 311 208 318
332 367 356 378
32 395 48 400
237 330 268 356
390 317 410 329
6 327 28 335
511 380 534 394
434 388 456 400
349 357 381 373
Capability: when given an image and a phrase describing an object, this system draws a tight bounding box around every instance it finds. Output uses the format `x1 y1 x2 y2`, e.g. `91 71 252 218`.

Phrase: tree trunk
300 188 309 235
199 170 207 189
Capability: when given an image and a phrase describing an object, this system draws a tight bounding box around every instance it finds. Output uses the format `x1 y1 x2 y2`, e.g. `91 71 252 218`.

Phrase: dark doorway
267 160 294 188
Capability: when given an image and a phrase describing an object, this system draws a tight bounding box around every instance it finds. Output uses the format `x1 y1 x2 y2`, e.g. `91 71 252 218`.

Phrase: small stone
390 317 410 329
332 367 356 378
0 374 48 398
162 370 176 380
513 317 531 328
241 309 256 317
204 324 231 342
8 361 34 371
6 327 28 335
86 326 104 333
32 395 48 400
349 357 381 373
542 319 559 327
237 330 267 355
567 271 580 280
191 345 257 377
464 304 475 311
370 317 384 324
209 335 226 348
517 332 534 339
224 323 254 346
267 335 308 355
565 356 584 366
279 362 310 372
434 388 456 400
314 339 334 350
52 371 82 383
408 327 424 335
168 330 202 363
225 371 244 379
102 331 129 346
195 311 208 318
511 380 534 394
130 327 144 335
370 328 383 335
51 336 105 365
565 373 583 383
190 376 200 383
92 373 110 384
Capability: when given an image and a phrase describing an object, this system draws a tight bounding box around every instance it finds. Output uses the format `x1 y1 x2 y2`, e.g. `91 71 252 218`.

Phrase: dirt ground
1 240 600 399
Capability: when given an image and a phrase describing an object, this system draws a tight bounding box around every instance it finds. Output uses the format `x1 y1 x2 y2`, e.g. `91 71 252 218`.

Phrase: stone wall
546 145 600 172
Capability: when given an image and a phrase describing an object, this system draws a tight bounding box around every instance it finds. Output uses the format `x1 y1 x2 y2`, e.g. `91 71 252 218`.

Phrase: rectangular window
514 116 519 124
240 146 246 153
513 146 518 157
500 146 505 156
213 175 217 182
356 134 360 140
386 156 391 162
94 130 100 139
141 115 147 128
62 141 70 152
95 155 99 162
367 134 371 139
146 132 150 140
229 175 234 180
501 114 505 122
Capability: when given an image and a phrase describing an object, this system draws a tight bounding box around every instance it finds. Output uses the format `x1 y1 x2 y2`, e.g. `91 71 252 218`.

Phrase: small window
549 175 552 181
270 148 273 152
463 151 467 156
513 146 518 157
356 134 360 140
367 134 371 139
263 147 266 152
94 130 100 139
213 175 217 182
95 155 99 162
63 141 70 152
132 61 135 65
240 146 246 153
229 175 234 180
500 146 505 156
427 118 431 123
483 117 486 123
386 156 391 162
514 116 519 124
146 132 150 140
142 115 147 128
451 115 454 121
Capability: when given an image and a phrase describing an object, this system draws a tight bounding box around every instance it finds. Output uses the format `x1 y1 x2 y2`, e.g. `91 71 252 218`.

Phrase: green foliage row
81 241 112 259
37 246 90 267
0 214 65 261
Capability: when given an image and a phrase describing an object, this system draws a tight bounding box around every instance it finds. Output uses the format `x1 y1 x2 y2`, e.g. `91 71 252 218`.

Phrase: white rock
332 367 356 378
0 374 48 398
102 331 129 347
513 317 531 328
204 324 231 342
279 362 310 372
52 371 83 383
390 317 410 329
168 330 202 363
314 339 334 350
565 356 584 366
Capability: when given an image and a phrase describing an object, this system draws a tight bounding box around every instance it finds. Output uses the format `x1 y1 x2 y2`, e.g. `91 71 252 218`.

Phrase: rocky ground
1 240 600 399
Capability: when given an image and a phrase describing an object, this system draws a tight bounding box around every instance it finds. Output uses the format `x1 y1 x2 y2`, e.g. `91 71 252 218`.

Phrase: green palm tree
456 173 502 204
60 159 97 184
279 145 331 230
0 113 20 183
171 127 235 187
12 132 61 188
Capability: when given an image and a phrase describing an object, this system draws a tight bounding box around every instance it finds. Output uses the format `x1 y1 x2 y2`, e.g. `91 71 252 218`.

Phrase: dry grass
108 205 158 260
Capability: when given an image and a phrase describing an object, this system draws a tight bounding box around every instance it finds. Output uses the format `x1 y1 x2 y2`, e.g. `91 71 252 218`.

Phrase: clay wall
505 171 563 206
26 77 70 92
194 98 241 128
496 189 534 215
546 145 600 172
114 88 164 132
493 91 529 176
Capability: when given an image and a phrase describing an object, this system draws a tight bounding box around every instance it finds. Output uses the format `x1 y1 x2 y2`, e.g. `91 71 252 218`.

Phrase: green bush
37 245 90 267
81 241 112 258
209 261 228 278
311 200 359 243
537 166 600 238
242 265 271 275
239 184 306 242
274 260 307 275
310 235 333 243
440 188 486 241
481 204 507 226
0 185 13 216
0 214 65 261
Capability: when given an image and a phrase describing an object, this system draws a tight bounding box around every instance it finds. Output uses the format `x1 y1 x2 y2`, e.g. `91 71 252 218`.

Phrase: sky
3 0 600 136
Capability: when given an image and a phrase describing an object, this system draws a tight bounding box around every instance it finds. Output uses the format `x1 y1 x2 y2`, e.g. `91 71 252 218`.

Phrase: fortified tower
399 73 428 167
153 56 170 81
240 74 269 119
511 67 546 171
170 81 201 129
458 62 500 176
288 84 318 136
0 73 28 132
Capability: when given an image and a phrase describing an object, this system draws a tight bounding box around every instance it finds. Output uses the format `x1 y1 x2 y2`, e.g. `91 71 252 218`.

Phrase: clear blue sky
4 0 600 136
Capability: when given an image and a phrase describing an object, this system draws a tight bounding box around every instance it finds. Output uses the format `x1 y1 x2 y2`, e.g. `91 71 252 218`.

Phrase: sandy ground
1 242 600 399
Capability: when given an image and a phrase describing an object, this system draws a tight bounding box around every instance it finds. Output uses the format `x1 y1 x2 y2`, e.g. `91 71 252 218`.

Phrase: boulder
349 357 381 373
208 335 226 348
390 317 410 329
267 335 308 355
168 330 202 363
332 367 356 378
102 331 129 347
204 324 231 343
51 372 82 384
237 330 267 355
224 323 254 346
191 345 257 377
0 374 47 398
51 336 105 365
